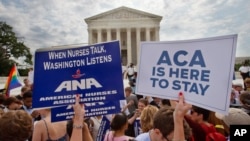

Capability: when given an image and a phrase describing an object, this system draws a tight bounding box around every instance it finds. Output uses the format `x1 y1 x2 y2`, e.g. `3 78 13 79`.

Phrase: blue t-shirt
135 132 150 141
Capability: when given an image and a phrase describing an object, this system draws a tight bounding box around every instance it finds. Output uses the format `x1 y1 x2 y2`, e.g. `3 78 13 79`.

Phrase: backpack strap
42 119 52 140
105 131 110 141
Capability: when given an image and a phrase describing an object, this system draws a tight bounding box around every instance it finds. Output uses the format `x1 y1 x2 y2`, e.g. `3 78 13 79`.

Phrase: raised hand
174 92 192 119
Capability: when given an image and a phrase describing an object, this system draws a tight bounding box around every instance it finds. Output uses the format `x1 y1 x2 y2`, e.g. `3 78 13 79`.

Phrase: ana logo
72 69 84 78
54 69 102 92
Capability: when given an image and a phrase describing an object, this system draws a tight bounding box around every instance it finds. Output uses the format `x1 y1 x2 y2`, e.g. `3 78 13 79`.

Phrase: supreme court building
85 6 162 65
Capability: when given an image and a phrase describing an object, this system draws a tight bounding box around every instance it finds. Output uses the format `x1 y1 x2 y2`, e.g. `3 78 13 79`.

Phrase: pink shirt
104 131 132 141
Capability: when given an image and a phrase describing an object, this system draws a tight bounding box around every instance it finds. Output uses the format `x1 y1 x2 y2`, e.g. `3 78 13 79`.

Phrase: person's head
190 105 210 123
239 91 250 107
160 99 171 108
140 105 159 132
125 87 132 97
230 89 236 101
21 86 30 94
0 110 32 141
0 94 6 105
3 97 21 110
138 98 149 112
110 113 128 131
152 107 191 141
23 78 30 87
244 78 250 89
216 108 250 128
243 61 248 66
130 63 134 67
233 83 243 91
22 91 32 108
153 97 161 105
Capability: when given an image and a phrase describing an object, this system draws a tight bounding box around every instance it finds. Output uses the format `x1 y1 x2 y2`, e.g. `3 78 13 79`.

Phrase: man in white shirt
28 68 34 84
127 63 136 81
239 62 249 80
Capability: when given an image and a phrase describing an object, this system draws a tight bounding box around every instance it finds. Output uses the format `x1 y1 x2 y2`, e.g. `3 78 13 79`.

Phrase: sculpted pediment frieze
94 10 151 20
85 7 162 22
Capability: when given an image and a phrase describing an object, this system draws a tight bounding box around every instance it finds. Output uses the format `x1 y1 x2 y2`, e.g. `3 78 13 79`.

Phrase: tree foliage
0 21 32 76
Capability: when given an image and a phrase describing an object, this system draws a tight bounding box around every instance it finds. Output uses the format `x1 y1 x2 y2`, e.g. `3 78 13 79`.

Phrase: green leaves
0 21 32 76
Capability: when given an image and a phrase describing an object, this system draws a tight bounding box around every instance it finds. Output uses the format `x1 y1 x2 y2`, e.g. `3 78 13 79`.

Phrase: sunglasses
190 109 195 115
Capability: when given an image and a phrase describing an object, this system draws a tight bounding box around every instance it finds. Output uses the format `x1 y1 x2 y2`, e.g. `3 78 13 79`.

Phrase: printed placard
33 41 124 108
51 101 121 122
136 35 237 114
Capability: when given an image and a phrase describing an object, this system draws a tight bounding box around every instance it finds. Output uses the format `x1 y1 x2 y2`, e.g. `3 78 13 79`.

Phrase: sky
0 0 249 57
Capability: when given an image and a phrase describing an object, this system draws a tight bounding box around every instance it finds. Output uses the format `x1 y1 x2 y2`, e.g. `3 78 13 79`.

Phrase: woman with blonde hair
140 105 159 133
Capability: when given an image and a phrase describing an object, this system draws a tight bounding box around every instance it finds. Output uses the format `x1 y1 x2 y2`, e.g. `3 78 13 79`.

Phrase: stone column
155 27 160 41
136 28 141 65
116 28 121 51
97 29 102 43
107 28 111 41
127 28 132 64
88 28 93 45
146 27 150 41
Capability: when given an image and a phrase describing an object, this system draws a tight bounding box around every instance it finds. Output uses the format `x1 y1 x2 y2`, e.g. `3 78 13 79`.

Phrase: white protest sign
136 35 237 114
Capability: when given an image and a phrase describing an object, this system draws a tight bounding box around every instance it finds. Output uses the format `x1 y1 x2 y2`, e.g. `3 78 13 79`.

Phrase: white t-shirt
239 66 249 73
135 132 150 141
127 67 136 75
104 131 133 141
122 66 127 73
90 116 102 141
120 100 130 115
28 70 34 84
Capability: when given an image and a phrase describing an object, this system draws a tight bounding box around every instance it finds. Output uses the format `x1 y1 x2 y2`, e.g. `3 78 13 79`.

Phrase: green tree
0 21 32 76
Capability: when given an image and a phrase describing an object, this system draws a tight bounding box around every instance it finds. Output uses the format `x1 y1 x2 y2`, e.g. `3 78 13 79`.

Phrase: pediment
85 6 162 22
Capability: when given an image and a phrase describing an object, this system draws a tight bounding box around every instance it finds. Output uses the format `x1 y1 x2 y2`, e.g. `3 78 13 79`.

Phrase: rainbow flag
4 64 22 97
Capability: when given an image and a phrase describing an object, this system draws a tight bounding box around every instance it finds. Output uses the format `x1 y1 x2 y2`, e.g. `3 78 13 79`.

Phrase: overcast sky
0 0 249 57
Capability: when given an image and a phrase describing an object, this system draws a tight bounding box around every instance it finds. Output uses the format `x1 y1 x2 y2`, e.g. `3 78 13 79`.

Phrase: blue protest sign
33 41 124 108
51 101 121 122
96 116 110 141
136 35 237 114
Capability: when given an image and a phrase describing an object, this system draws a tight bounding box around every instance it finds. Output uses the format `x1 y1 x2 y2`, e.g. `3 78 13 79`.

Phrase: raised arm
173 92 192 141
70 95 85 141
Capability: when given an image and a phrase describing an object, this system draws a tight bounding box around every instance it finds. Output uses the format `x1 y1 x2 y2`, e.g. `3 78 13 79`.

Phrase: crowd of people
0 63 250 141
0 79 93 141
